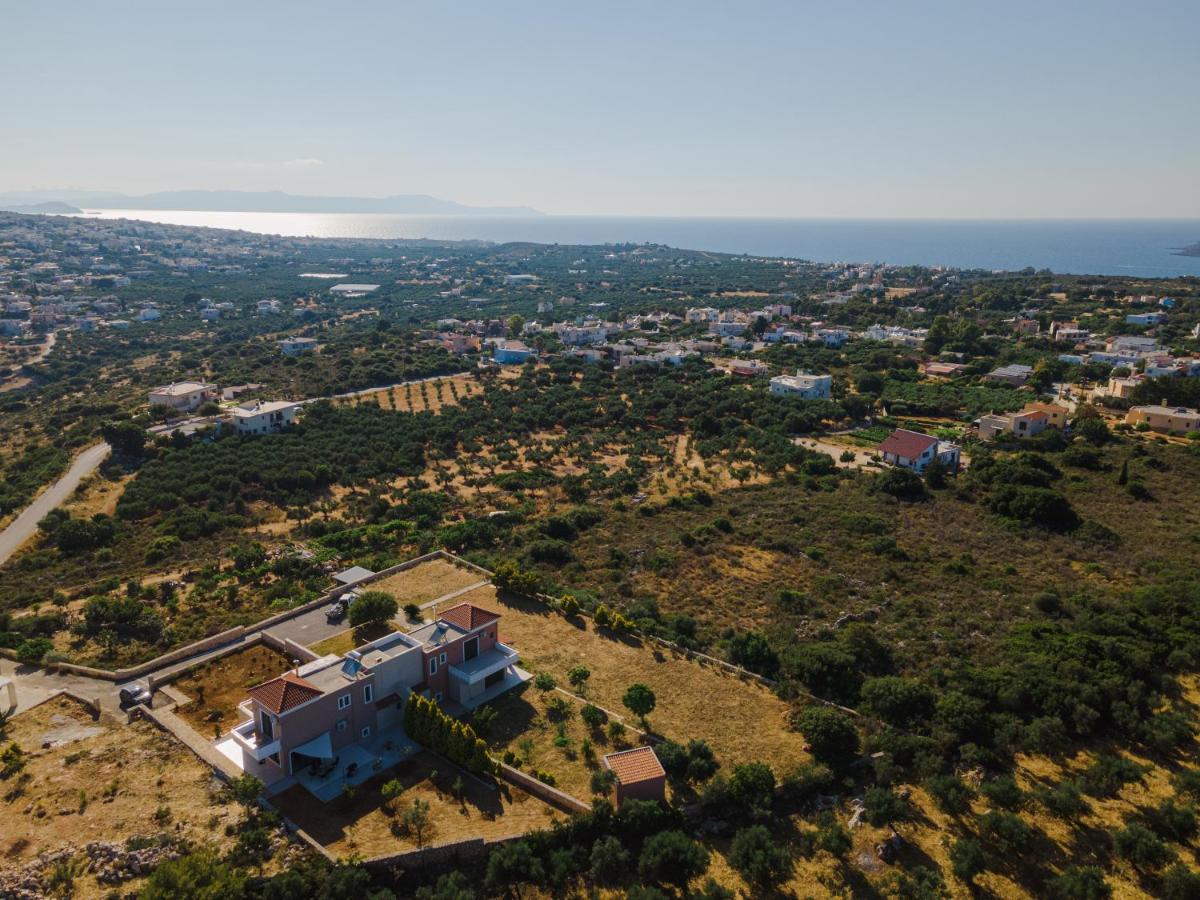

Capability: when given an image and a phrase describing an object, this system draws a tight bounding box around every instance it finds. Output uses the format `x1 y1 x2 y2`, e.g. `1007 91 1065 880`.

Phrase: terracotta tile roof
603 746 666 785
878 428 937 459
439 602 501 632
247 671 322 714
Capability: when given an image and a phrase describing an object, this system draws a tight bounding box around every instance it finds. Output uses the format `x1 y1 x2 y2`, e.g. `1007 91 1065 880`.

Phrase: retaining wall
497 763 591 814
360 833 524 871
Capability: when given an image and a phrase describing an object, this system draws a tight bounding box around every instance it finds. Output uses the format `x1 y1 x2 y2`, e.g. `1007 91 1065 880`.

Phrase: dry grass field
428 584 812 778
272 750 561 858
0 696 238 896
367 557 488 605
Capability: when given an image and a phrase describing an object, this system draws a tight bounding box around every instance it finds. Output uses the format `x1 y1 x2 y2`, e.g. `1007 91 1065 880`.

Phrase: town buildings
1125 405 1200 434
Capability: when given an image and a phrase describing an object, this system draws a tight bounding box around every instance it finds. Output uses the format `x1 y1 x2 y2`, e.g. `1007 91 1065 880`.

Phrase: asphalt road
0 441 111 568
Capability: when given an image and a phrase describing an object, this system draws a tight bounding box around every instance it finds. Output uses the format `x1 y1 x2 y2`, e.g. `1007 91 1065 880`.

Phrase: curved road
0 441 111 568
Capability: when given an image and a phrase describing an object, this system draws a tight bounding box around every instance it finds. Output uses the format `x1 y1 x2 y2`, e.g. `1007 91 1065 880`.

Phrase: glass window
363 685 373 704
337 694 351 710
361 726 371 739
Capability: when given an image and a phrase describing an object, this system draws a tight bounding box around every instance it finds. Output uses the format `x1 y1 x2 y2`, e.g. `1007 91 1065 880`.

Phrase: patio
289 727 420 802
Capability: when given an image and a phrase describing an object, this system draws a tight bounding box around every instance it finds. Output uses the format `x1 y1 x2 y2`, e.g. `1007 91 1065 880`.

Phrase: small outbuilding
333 565 376 586
603 745 667 807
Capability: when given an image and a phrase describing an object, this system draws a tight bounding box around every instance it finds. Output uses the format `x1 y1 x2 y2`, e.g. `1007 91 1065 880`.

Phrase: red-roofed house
223 602 528 793
878 428 961 473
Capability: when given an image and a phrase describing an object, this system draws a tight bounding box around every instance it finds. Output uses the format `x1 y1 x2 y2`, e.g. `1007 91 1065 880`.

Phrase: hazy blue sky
5 1 1198 218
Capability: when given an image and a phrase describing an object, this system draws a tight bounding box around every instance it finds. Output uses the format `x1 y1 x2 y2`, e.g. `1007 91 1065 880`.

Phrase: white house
277 337 319 356
227 400 300 435
137 307 161 321
149 381 219 412
878 429 961 473
769 371 832 400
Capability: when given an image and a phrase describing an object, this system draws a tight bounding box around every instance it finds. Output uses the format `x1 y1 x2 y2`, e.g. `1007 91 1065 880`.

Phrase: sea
80 209 1200 279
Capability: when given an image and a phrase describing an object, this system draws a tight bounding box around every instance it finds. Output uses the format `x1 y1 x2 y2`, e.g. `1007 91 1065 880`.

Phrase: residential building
603 746 666 808
1107 335 1159 355
1105 376 1142 400
1126 312 1165 326
555 323 608 346
223 603 527 787
137 307 161 321
329 283 381 294
503 274 538 285
227 400 300 435
769 370 832 399
277 336 318 356
493 340 535 364
878 428 961 473
923 361 968 378
1125 405 1200 434
727 359 769 377
148 380 219 412
983 364 1034 386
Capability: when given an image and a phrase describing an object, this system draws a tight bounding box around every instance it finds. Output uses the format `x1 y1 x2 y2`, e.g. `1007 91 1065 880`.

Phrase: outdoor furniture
345 761 359 779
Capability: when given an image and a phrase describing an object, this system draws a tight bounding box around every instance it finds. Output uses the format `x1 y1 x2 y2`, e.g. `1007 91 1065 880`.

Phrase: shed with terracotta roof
603 745 667 807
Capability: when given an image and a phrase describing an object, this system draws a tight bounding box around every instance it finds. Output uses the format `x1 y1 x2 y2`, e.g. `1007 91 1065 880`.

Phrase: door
463 636 479 662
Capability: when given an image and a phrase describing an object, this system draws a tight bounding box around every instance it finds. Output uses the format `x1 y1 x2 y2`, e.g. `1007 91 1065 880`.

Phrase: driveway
0 656 122 716
263 602 349 649
0 441 111 568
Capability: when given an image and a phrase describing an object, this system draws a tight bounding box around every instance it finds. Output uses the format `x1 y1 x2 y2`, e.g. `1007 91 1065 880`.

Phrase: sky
4 0 1199 218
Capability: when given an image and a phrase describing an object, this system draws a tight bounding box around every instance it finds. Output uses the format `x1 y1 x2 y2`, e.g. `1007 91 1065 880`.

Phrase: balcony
230 719 281 762
449 642 520 686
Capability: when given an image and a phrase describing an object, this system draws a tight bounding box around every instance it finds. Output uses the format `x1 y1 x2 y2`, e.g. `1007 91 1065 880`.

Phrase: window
439 652 447 664
336 719 347 733
260 713 274 741
363 685 373 704
337 694 351 710
429 657 438 675
435 692 443 702
361 726 371 739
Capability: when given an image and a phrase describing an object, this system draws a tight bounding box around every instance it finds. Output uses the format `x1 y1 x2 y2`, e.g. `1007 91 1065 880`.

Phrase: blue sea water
85 210 1200 278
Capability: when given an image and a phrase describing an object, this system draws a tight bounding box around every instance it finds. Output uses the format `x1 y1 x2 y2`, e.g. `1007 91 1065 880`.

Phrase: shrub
863 786 906 825
1162 864 1200 900
1112 822 1173 870
950 837 985 884
637 830 709 890
1035 779 1088 818
926 774 974 816
979 810 1033 854
728 762 776 813
1047 866 1111 900
589 836 629 886
728 825 792 890
979 775 1023 810
795 707 860 768
873 467 927 501
1080 755 1145 798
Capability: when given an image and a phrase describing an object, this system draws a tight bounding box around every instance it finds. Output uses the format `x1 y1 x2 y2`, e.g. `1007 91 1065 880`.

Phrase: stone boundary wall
359 833 525 871
497 763 591 814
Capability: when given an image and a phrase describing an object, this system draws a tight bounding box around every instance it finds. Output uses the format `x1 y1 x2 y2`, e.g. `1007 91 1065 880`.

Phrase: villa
878 428 961 473
148 380 219 412
769 370 832 399
217 602 529 798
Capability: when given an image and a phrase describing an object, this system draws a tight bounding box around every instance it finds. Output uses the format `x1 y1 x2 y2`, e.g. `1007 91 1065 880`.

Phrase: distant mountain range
0 190 542 216
0 200 82 214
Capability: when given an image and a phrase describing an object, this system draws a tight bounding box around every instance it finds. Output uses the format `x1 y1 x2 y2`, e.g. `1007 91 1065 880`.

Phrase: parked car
118 681 151 708
326 590 358 623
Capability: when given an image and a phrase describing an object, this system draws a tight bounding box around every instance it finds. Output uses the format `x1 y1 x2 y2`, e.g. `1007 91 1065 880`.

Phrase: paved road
0 441 111 568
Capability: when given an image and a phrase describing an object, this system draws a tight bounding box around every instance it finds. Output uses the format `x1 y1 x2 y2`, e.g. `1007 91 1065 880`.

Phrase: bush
1112 822 1173 870
1047 866 1111 900
979 810 1033 854
873 467 927 501
637 830 709 890
1080 755 1145 798
1035 779 1088 818
728 825 792 890
1162 864 1200 900
728 762 776 813
926 774 975 816
979 775 1023 810
863 786 906 825
16 637 53 665
795 707 860 768
950 837 985 884
860 676 935 728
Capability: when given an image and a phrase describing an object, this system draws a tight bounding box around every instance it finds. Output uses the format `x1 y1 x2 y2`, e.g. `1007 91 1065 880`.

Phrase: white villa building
769 371 832 400
148 381 219 412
